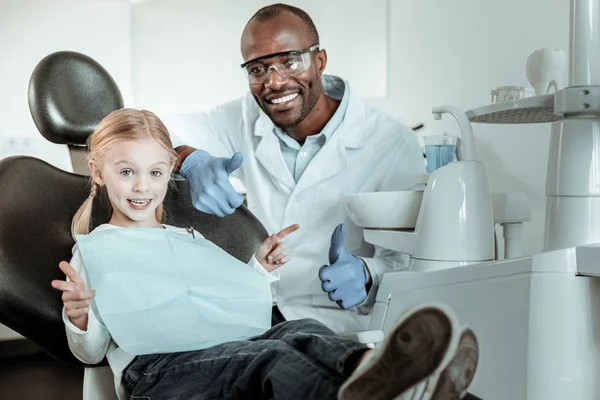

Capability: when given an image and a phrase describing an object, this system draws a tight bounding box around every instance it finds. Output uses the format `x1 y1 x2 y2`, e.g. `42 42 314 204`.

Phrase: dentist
167 3 425 333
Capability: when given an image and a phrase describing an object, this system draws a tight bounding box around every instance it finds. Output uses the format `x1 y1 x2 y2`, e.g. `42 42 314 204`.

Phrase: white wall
130 0 388 117
0 0 133 171
366 0 569 256
0 0 572 257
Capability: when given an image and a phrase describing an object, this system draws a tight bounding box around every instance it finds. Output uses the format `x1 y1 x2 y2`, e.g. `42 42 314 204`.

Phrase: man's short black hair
247 3 320 45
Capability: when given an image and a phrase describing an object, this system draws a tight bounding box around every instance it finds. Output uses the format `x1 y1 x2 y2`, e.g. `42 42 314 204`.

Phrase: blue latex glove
318 223 369 310
179 149 244 217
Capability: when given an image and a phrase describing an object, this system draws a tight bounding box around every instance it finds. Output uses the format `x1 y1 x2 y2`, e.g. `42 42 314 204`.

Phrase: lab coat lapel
294 91 367 192
253 112 295 191
294 132 346 192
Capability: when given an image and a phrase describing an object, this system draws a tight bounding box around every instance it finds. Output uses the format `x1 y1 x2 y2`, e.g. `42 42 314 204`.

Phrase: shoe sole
429 327 479 400
338 303 460 400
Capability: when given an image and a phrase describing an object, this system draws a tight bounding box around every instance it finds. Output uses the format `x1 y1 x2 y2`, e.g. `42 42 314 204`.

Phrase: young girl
51 108 478 400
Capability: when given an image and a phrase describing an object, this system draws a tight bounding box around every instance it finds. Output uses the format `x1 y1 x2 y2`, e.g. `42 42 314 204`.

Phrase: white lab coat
165 75 425 333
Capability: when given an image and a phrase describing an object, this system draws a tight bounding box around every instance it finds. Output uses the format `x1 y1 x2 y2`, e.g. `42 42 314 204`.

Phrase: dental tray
465 94 560 124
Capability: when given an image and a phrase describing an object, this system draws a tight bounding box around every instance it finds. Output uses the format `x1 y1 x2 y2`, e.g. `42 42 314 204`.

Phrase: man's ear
89 161 103 186
316 49 328 75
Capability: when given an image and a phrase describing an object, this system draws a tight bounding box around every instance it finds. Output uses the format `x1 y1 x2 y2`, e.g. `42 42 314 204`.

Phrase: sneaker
338 302 461 400
398 326 479 400
430 326 479 399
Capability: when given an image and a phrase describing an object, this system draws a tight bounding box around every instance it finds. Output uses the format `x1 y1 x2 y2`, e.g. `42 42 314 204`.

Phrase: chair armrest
338 330 385 345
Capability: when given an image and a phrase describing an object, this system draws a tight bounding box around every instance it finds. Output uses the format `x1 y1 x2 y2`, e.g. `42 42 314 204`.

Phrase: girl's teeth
130 200 149 205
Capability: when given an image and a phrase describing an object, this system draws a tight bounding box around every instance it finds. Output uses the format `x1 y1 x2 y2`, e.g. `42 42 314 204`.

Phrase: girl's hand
256 224 300 272
51 261 96 331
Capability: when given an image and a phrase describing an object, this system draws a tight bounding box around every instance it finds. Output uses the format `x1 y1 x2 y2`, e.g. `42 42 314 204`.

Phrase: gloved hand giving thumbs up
180 149 245 217
318 223 370 310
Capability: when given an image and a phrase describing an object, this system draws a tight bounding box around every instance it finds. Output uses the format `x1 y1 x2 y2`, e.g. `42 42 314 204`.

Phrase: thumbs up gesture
318 223 369 310
179 149 245 217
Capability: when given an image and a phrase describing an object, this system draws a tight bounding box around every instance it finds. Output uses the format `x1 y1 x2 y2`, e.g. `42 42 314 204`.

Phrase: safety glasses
241 44 319 85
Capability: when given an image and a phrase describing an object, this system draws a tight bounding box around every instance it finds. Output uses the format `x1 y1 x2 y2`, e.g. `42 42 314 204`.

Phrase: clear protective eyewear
241 44 319 85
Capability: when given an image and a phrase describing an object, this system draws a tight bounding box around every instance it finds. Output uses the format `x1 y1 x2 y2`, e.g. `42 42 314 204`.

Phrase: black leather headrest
28 51 123 146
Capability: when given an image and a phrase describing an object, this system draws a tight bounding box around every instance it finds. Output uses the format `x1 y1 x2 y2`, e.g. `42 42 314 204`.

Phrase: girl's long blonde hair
71 108 179 237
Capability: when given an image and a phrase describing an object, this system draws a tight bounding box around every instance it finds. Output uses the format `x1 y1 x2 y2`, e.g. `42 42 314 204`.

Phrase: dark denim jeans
122 318 369 400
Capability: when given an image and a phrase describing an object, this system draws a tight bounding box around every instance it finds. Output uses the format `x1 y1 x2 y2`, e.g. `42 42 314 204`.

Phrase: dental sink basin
343 190 423 229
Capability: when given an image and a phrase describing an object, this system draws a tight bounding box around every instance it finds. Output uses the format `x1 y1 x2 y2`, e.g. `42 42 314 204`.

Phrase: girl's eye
151 170 163 177
120 170 133 177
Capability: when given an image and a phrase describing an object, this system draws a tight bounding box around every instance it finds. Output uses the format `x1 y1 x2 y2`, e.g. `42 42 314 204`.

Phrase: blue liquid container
425 144 456 173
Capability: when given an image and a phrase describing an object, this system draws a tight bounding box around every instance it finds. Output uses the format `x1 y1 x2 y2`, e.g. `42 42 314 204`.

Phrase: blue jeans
122 318 370 400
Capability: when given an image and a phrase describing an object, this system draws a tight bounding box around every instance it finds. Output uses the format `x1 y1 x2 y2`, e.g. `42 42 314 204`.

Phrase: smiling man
167 3 425 332
239 10 336 141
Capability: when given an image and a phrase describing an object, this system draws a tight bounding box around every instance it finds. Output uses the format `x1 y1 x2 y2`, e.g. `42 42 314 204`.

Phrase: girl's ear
89 161 104 186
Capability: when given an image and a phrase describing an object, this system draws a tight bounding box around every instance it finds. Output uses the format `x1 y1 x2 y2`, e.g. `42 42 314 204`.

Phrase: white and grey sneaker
399 326 479 400
338 302 462 400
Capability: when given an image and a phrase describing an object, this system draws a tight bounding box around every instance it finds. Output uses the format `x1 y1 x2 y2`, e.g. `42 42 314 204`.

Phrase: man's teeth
270 93 299 104
130 200 150 206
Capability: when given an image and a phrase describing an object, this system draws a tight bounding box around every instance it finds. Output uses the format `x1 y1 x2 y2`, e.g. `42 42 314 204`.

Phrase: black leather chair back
0 51 268 367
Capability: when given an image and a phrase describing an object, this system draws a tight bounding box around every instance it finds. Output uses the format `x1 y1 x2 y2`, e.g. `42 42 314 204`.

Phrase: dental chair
0 51 269 400
0 51 480 400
